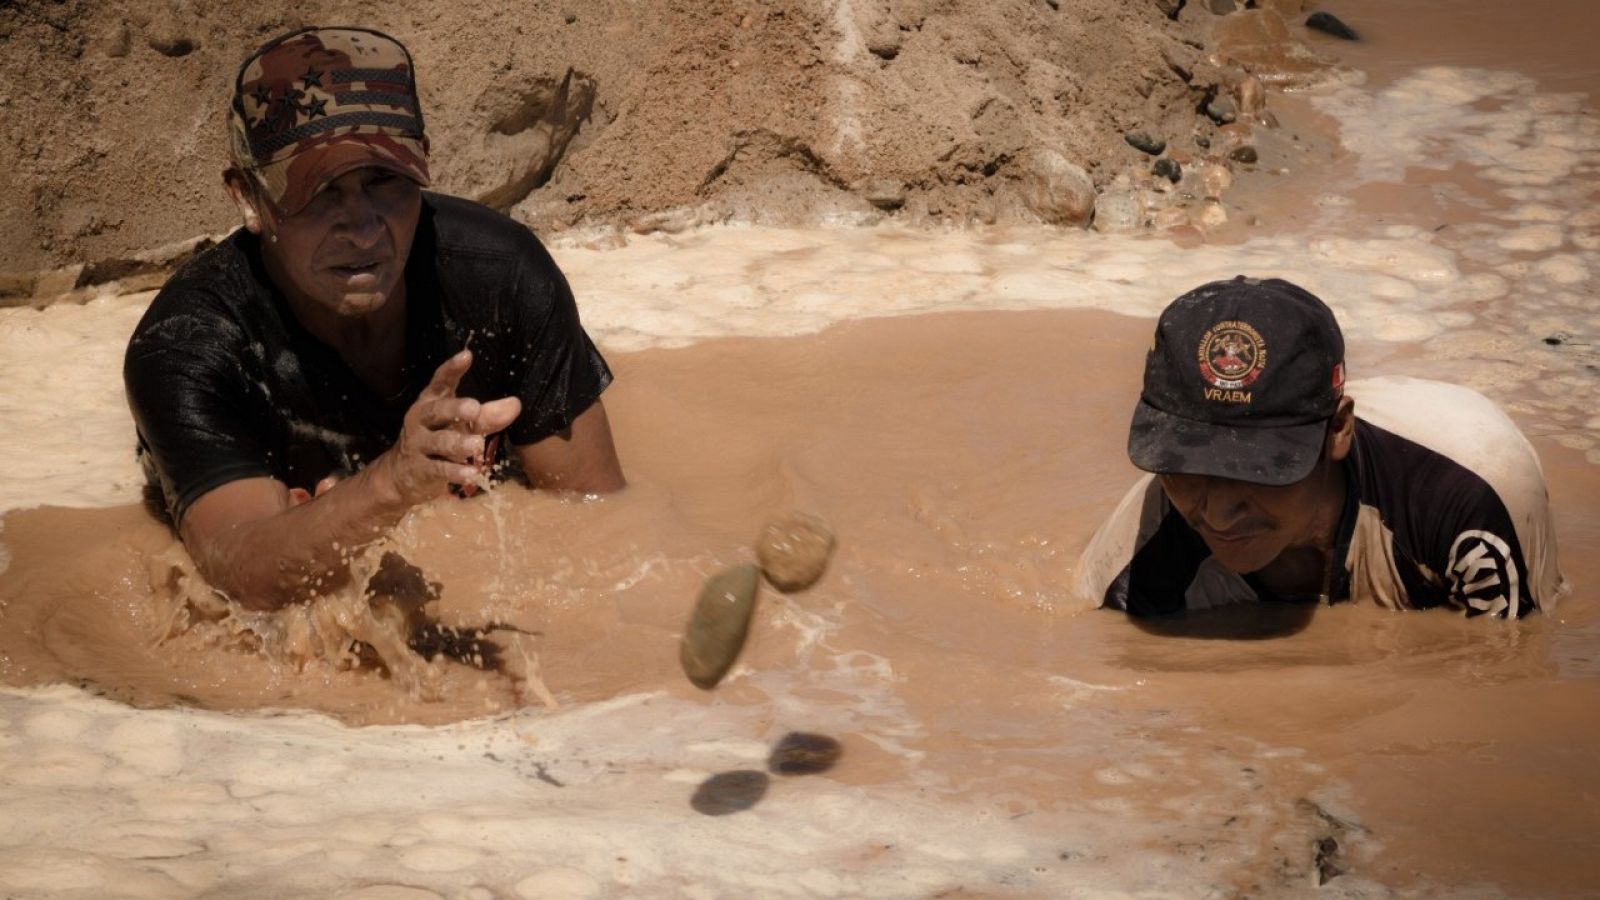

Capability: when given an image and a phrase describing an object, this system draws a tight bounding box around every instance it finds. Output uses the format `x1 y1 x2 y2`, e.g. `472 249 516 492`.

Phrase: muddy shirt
124 192 611 522
1076 378 1568 619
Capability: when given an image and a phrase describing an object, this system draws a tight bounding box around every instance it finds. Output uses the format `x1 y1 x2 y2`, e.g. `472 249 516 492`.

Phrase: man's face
255 167 422 320
1158 467 1330 574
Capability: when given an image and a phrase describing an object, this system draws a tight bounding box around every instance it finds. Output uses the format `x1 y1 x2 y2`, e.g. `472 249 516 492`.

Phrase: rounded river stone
680 564 760 690
755 513 837 593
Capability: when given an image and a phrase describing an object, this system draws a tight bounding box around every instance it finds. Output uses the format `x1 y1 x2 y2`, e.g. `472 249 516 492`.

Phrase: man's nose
1195 478 1253 526
335 190 385 246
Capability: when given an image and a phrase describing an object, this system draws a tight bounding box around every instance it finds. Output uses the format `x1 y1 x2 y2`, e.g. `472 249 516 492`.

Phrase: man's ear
223 169 266 235
1327 396 1356 463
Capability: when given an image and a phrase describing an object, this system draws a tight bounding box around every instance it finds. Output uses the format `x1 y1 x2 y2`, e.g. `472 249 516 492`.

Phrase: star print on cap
228 26 430 215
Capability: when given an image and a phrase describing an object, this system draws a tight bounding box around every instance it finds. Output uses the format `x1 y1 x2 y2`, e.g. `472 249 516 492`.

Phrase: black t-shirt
1076 380 1568 619
124 192 612 522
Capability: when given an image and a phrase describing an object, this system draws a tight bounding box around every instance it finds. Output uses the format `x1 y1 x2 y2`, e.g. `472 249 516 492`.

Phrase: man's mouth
1199 524 1269 545
329 261 385 277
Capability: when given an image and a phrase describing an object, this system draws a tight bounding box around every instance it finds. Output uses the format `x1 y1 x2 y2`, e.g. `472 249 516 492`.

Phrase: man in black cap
124 27 622 611
1077 276 1567 619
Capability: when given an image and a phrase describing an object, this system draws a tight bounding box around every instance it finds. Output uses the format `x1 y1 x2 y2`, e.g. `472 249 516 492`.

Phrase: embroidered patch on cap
1197 320 1265 403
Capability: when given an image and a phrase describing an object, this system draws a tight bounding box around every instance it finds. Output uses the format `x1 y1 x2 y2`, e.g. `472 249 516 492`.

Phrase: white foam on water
0 60 1596 898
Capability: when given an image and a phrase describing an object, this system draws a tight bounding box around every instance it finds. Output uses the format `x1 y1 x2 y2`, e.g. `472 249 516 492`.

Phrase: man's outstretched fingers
424 349 474 400
475 396 523 434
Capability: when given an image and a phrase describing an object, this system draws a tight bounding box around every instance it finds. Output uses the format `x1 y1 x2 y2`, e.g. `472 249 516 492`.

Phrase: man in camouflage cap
125 27 623 610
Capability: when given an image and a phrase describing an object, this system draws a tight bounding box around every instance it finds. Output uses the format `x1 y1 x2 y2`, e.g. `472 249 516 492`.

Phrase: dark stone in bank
1125 131 1166 155
1228 145 1259 165
1306 11 1359 41
1152 157 1182 183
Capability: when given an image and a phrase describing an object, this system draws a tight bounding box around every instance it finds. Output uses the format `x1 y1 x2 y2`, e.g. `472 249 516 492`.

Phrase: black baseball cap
1128 276 1346 486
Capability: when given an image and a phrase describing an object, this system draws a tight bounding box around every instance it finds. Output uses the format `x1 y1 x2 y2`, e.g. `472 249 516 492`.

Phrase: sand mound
0 0 1332 278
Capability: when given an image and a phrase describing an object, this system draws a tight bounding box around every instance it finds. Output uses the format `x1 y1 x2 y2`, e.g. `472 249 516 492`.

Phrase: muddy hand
375 349 521 507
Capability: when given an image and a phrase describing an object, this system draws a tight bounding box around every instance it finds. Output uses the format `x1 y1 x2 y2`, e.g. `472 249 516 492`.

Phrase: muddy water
3 309 1598 895
3 2 1599 897
1318 0 1600 93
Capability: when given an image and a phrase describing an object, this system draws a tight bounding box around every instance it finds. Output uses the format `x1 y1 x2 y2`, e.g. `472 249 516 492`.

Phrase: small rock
1021 150 1096 228
1152 158 1182 183
768 732 843 776
1236 75 1266 118
1195 135 1211 149
1197 199 1229 228
740 13 754 28
1313 835 1344 885
1217 122 1254 149
1228 145 1259 164
1205 95 1238 125
1306 11 1358 40
861 178 906 211
1153 207 1189 230
680 564 761 690
756 513 836 592
1093 189 1144 233
1124 131 1166 156
1200 162 1233 199
866 25 902 60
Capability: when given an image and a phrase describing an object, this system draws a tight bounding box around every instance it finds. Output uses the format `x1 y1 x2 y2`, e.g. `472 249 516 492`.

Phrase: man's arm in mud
513 398 626 493
179 350 520 611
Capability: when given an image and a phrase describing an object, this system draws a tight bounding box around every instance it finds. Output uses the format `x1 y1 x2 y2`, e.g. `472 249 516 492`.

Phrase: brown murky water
2 2 1597 895
2 309 1596 894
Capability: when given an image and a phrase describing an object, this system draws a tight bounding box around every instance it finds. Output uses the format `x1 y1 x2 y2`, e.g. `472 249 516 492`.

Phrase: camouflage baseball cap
229 26 430 215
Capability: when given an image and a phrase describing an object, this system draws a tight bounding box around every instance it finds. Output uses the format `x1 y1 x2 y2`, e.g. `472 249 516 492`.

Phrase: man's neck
288 284 411 397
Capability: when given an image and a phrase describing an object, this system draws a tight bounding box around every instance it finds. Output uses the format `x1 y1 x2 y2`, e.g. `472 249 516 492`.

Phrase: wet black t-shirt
124 192 612 522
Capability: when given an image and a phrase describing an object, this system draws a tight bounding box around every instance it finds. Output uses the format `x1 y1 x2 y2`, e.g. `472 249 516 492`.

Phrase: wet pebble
1228 145 1259 165
680 564 760 690
1200 162 1232 200
1306 11 1359 41
1152 158 1182 183
1205 95 1238 125
1124 131 1166 155
768 732 844 775
1093 189 1144 233
1021 150 1096 227
1197 200 1229 228
1236 76 1265 119
861 178 906 211
756 512 836 592
1153 207 1189 230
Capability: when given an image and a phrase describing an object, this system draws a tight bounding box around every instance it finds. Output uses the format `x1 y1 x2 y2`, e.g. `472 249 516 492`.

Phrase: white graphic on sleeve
1447 530 1521 618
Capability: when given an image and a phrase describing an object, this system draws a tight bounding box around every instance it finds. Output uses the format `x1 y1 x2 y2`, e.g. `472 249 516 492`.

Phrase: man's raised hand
374 349 522 507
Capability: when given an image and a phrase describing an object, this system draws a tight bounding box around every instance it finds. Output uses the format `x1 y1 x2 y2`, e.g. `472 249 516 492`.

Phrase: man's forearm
181 458 413 611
